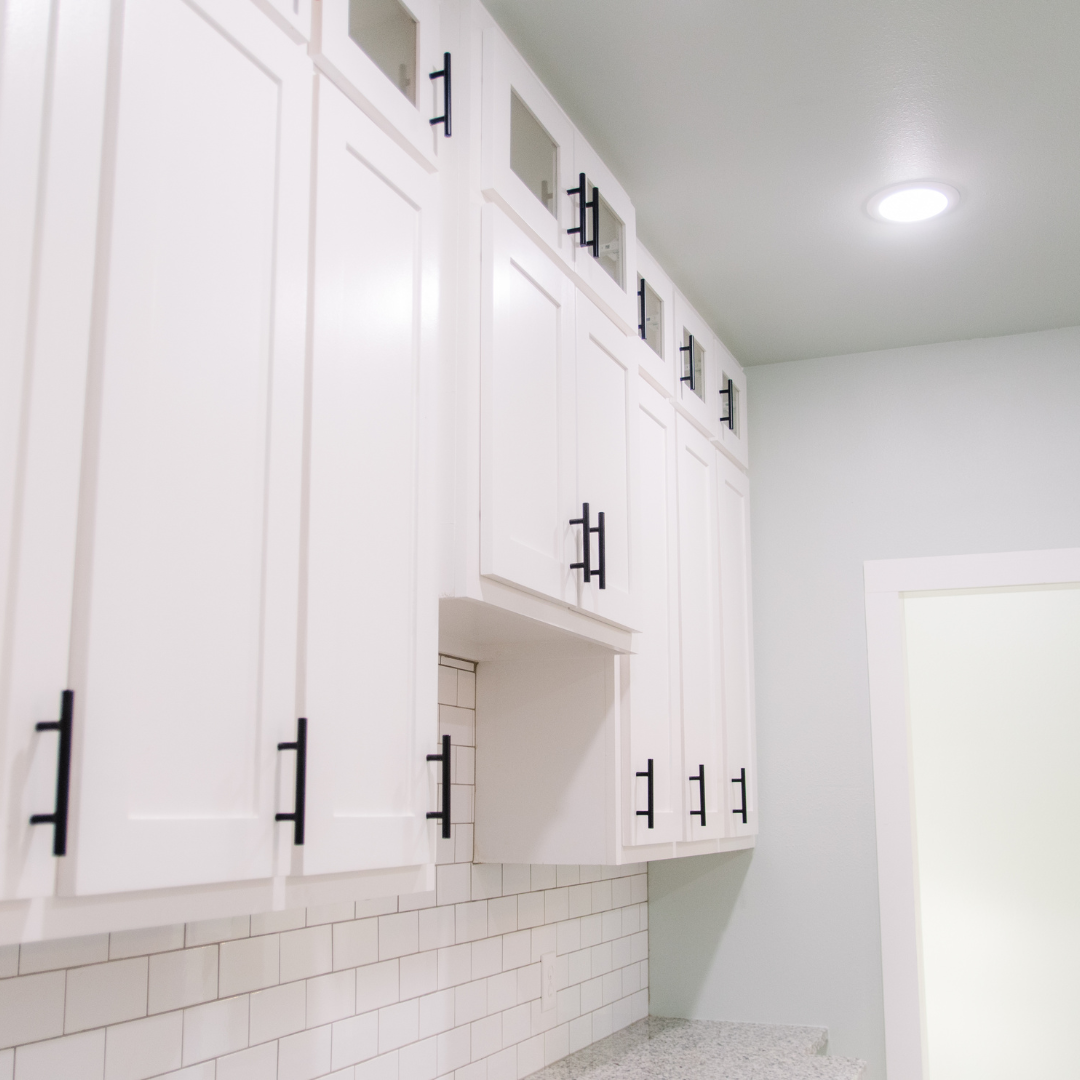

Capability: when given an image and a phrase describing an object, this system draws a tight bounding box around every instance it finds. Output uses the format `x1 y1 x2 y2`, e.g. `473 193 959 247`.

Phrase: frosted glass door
316 0 441 170
676 419 725 842
67 0 311 896
625 381 682 847
634 245 676 397
302 77 437 876
673 290 714 435
572 294 637 630
480 205 575 604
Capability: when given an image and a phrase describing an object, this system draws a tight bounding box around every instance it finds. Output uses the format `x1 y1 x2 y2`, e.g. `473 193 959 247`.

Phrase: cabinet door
572 134 638 334
572 294 637 630
716 453 756 837
634 244 676 399
480 204 575 604
66 0 311 896
315 0 442 171
676 418 726 842
714 341 749 470
481 27 577 271
625 381 682 847
253 0 313 42
673 289 715 437
302 76 437 877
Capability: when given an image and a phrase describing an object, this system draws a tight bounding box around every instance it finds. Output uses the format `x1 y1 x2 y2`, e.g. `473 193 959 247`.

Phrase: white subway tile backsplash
308 902 357 927
454 825 474 865
418 906 455 952
0 946 17 979
501 932 530 972
515 893 543 930
529 925 555 964
591 1005 613 1042
555 867 579 888
14 1030 105 1080
456 1056 485 1080
488 1045 516 1080
279 1025 331 1080
149 945 218 1014
470 938 501 981
308 969 357 1027
20 934 109 975
516 964 540 1005
579 915 601 949
454 979 487 1025
335 918 380 970
66 957 148 1034
185 917 250 948
379 912 419 960
470 1014 501 1061
450 786 474 826
332 1012 379 1070
455 902 487 944
456 672 475 710
355 1051 397 1080
544 889 568 925
281 925 333 983
567 1014 591 1054
610 937 631 971
435 1025 470 1075
516 1034 544 1079
249 980 307 1044
399 1035 437 1080
486 897 516 937
417 989 454 1039
600 910 621 943
400 951 438 1000
500 866 530 896
159 1062 216 1080
110 925 184 962
399 891 437 913
501 1003 529 1049
566 885 590 919
379 999 419 1052
469 864 500 901
104 1012 182 1080
0 1050 10 1080
182 995 249 1065
436 864 470 907
357 897 399 919
0 971 65 1049
219 935 278 998
217 1041 278 1080
438 706 474 748
437 944 471 990
437 666 458 707
251 908 307 937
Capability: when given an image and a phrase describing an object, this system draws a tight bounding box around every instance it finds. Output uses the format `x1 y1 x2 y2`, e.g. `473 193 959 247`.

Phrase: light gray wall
647 326 1080 1079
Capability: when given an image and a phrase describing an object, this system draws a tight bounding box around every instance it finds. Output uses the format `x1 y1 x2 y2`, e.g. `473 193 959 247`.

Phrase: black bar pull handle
638 278 647 340
731 767 747 824
427 734 451 838
592 511 606 590
29 689 74 856
679 334 696 392
635 758 654 829
719 377 734 430
689 764 706 826
587 182 599 258
429 52 451 136
570 502 592 582
566 172 586 244
276 717 307 845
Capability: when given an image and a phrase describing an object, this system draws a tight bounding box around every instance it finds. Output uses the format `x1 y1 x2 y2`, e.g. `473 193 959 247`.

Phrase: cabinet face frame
571 295 638 631
624 380 683 848
315 0 443 172
634 243 677 399
572 132 638 334
480 27 577 272
301 76 438 877
675 418 726 843
713 339 749 469
672 289 716 437
479 204 576 606
252 0 312 42
59 0 312 897
715 452 756 838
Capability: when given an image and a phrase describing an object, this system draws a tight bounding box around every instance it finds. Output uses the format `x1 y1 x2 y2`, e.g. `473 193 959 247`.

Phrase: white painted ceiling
482 0 1080 365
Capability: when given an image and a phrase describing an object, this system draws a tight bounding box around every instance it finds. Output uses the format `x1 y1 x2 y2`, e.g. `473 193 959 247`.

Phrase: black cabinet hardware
426 734 451 838
689 764 706 826
588 183 599 258
638 278 647 340
276 717 307 845
679 334 695 392
719 378 734 430
567 172 586 245
570 503 606 589
29 689 73 856
635 759 654 829
430 52 451 136
731 767 747 824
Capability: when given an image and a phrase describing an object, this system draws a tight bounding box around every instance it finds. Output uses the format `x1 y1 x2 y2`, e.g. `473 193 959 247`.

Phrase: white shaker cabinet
315 0 445 170
714 340 750 470
634 244 677 399
480 204 575 608
64 0 313 896
676 417 726 843
302 76 438 877
673 290 716 438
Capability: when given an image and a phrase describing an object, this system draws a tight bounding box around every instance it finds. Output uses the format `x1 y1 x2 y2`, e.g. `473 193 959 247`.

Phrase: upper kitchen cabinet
634 244 677 398
256 0 313 42
571 133 638 334
673 288 716 437
713 338 750 469
314 0 446 170
302 75 438 878
62 0 311 897
480 26 577 270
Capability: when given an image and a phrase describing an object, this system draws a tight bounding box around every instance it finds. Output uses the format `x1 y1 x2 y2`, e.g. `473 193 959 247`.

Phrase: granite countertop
526 1017 866 1080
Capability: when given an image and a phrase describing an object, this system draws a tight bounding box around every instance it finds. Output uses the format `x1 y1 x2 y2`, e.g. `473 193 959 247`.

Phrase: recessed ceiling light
867 182 960 223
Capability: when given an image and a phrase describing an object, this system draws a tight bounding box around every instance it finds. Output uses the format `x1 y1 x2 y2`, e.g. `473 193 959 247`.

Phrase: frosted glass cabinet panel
510 91 558 216
316 0 442 170
348 0 417 103
590 182 625 288
634 245 677 397
640 277 663 358
673 289 715 435
714 340 749 469
681 329 706 402
482 28 576 268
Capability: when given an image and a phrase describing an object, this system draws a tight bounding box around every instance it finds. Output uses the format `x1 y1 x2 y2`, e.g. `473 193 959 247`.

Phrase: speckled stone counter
526 1017 865 1080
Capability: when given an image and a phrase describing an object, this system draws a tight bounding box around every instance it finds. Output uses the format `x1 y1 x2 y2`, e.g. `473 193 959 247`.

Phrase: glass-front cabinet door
572 133 637 334
316 0 443 170
482 27 577 269
634 244 677 397
714 340 749 469
673 288 716 436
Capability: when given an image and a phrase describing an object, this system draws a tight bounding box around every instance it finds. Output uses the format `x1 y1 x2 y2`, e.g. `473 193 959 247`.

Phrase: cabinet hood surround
482 0 1080 365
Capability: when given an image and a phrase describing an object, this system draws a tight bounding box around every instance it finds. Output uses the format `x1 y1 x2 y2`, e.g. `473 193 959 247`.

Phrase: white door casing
302 75 438 876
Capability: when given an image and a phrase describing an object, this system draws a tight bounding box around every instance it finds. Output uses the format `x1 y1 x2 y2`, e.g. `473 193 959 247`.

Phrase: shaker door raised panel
302 76 437 876
572 294 637 630
315 0 443 171
717 451 756 837
480 205 575 605
676 417 726 842
66 0 311 896
625 381 683 847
